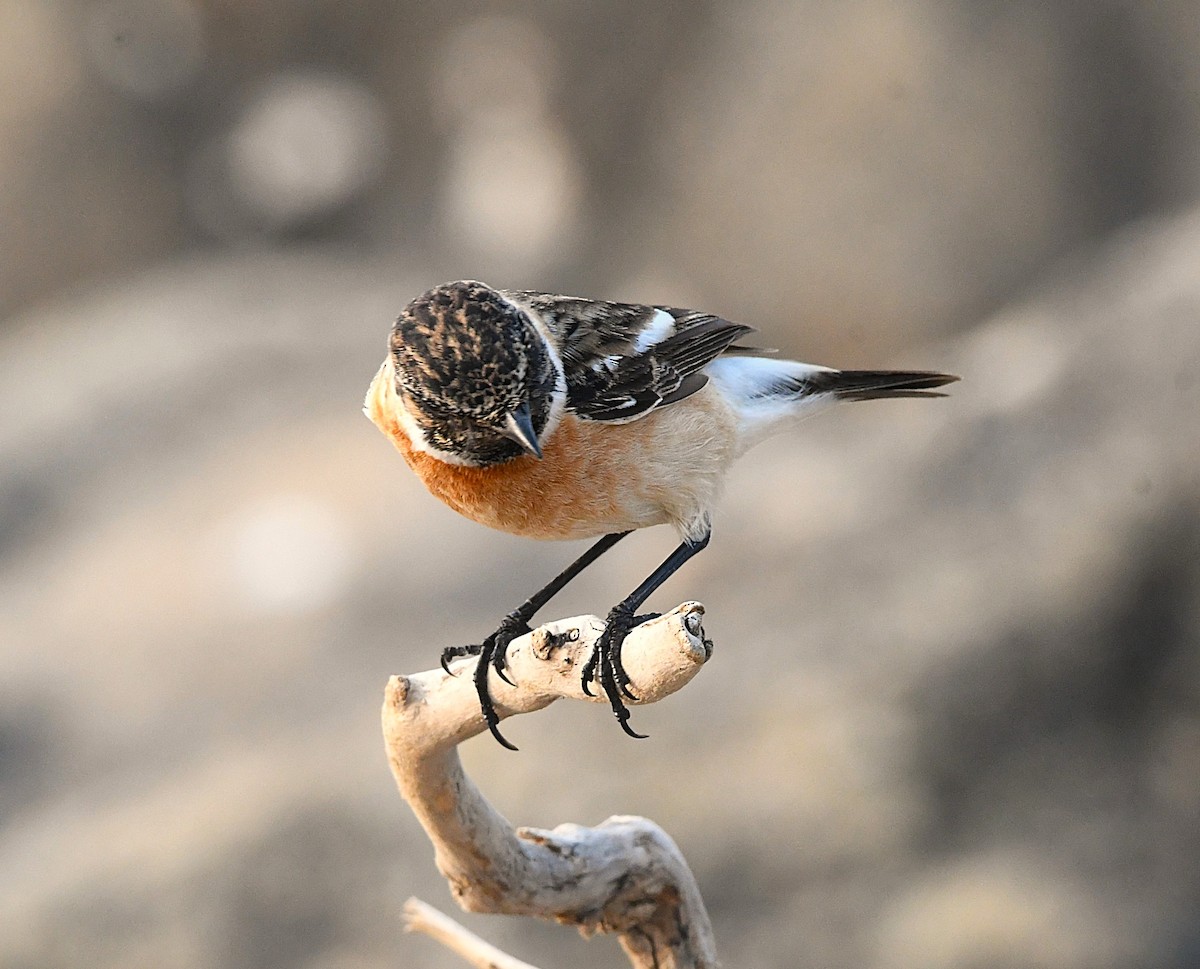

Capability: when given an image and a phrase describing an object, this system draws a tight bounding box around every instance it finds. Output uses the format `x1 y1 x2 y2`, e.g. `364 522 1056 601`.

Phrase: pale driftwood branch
402 897 543 969
383 602 719 969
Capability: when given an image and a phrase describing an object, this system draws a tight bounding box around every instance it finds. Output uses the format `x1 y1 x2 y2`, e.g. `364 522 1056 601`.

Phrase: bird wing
506 291 762 423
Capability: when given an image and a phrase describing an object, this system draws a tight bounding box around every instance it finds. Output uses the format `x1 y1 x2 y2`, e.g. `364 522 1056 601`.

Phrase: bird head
389 281 559 466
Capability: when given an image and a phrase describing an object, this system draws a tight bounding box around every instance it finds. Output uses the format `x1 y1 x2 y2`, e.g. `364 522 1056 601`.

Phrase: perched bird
366 280 957 748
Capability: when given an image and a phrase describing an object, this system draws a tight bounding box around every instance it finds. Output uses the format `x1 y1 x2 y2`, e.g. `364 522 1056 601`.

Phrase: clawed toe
466 615 534 750
473 636 519 751
492 648 516 687
580 606 646 738
452 601 651 747
440 641 482 675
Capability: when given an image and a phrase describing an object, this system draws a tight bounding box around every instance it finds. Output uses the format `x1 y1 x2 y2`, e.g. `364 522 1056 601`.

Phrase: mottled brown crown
390 281 558 465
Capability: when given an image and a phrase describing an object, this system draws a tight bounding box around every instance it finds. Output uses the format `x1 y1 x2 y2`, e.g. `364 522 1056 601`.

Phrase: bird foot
439 641 481 673
443 612 532 750
447 606 656 748
581 603 649 739
441 612 531 677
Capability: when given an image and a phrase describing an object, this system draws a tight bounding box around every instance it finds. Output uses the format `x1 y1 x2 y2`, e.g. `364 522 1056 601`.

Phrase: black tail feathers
802 369 960 402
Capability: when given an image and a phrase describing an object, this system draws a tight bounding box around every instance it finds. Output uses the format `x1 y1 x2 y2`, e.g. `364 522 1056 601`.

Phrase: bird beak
502 403 543 459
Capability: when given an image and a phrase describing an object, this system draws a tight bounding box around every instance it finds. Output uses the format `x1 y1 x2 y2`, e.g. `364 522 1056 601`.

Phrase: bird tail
706 357 958 456
796 369 960 402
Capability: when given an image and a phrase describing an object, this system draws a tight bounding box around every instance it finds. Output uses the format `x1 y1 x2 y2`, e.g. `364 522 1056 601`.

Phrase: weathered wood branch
382 602 719 969
402 897 542 969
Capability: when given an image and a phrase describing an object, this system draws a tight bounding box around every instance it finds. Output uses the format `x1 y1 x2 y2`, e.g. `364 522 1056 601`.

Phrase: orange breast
365 362 738 541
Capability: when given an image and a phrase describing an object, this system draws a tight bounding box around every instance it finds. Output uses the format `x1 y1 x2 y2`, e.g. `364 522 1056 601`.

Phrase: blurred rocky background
1 1 1198 967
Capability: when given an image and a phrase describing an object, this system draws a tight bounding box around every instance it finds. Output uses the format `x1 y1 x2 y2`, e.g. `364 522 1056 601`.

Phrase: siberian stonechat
366 280 957 747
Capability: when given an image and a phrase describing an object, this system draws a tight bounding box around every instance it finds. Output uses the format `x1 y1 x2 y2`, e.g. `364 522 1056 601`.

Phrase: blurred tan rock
872 853 1128 969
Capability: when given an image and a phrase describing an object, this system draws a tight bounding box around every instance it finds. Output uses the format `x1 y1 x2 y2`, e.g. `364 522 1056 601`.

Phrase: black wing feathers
504 290 763 422
568 308 755 423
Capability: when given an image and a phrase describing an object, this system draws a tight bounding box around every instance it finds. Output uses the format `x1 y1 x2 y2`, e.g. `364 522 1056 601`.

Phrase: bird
365 279 957 748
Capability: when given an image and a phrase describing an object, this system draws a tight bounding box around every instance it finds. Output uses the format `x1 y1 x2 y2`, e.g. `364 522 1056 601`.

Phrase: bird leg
441 531 631 750
582 529 712 738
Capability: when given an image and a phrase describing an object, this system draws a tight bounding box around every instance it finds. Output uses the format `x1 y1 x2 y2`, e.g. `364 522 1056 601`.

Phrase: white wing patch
632 308 677 353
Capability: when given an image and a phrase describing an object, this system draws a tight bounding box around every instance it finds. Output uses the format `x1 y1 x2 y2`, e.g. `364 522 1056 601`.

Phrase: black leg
581 528 712 738
445 531 632 750
441 530 631 675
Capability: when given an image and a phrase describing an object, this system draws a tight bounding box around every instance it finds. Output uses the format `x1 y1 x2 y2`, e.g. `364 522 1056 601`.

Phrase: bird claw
457 605 649 747
616 708 649 740
455 612 533 749
440 641 482 675
580 604 647 737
